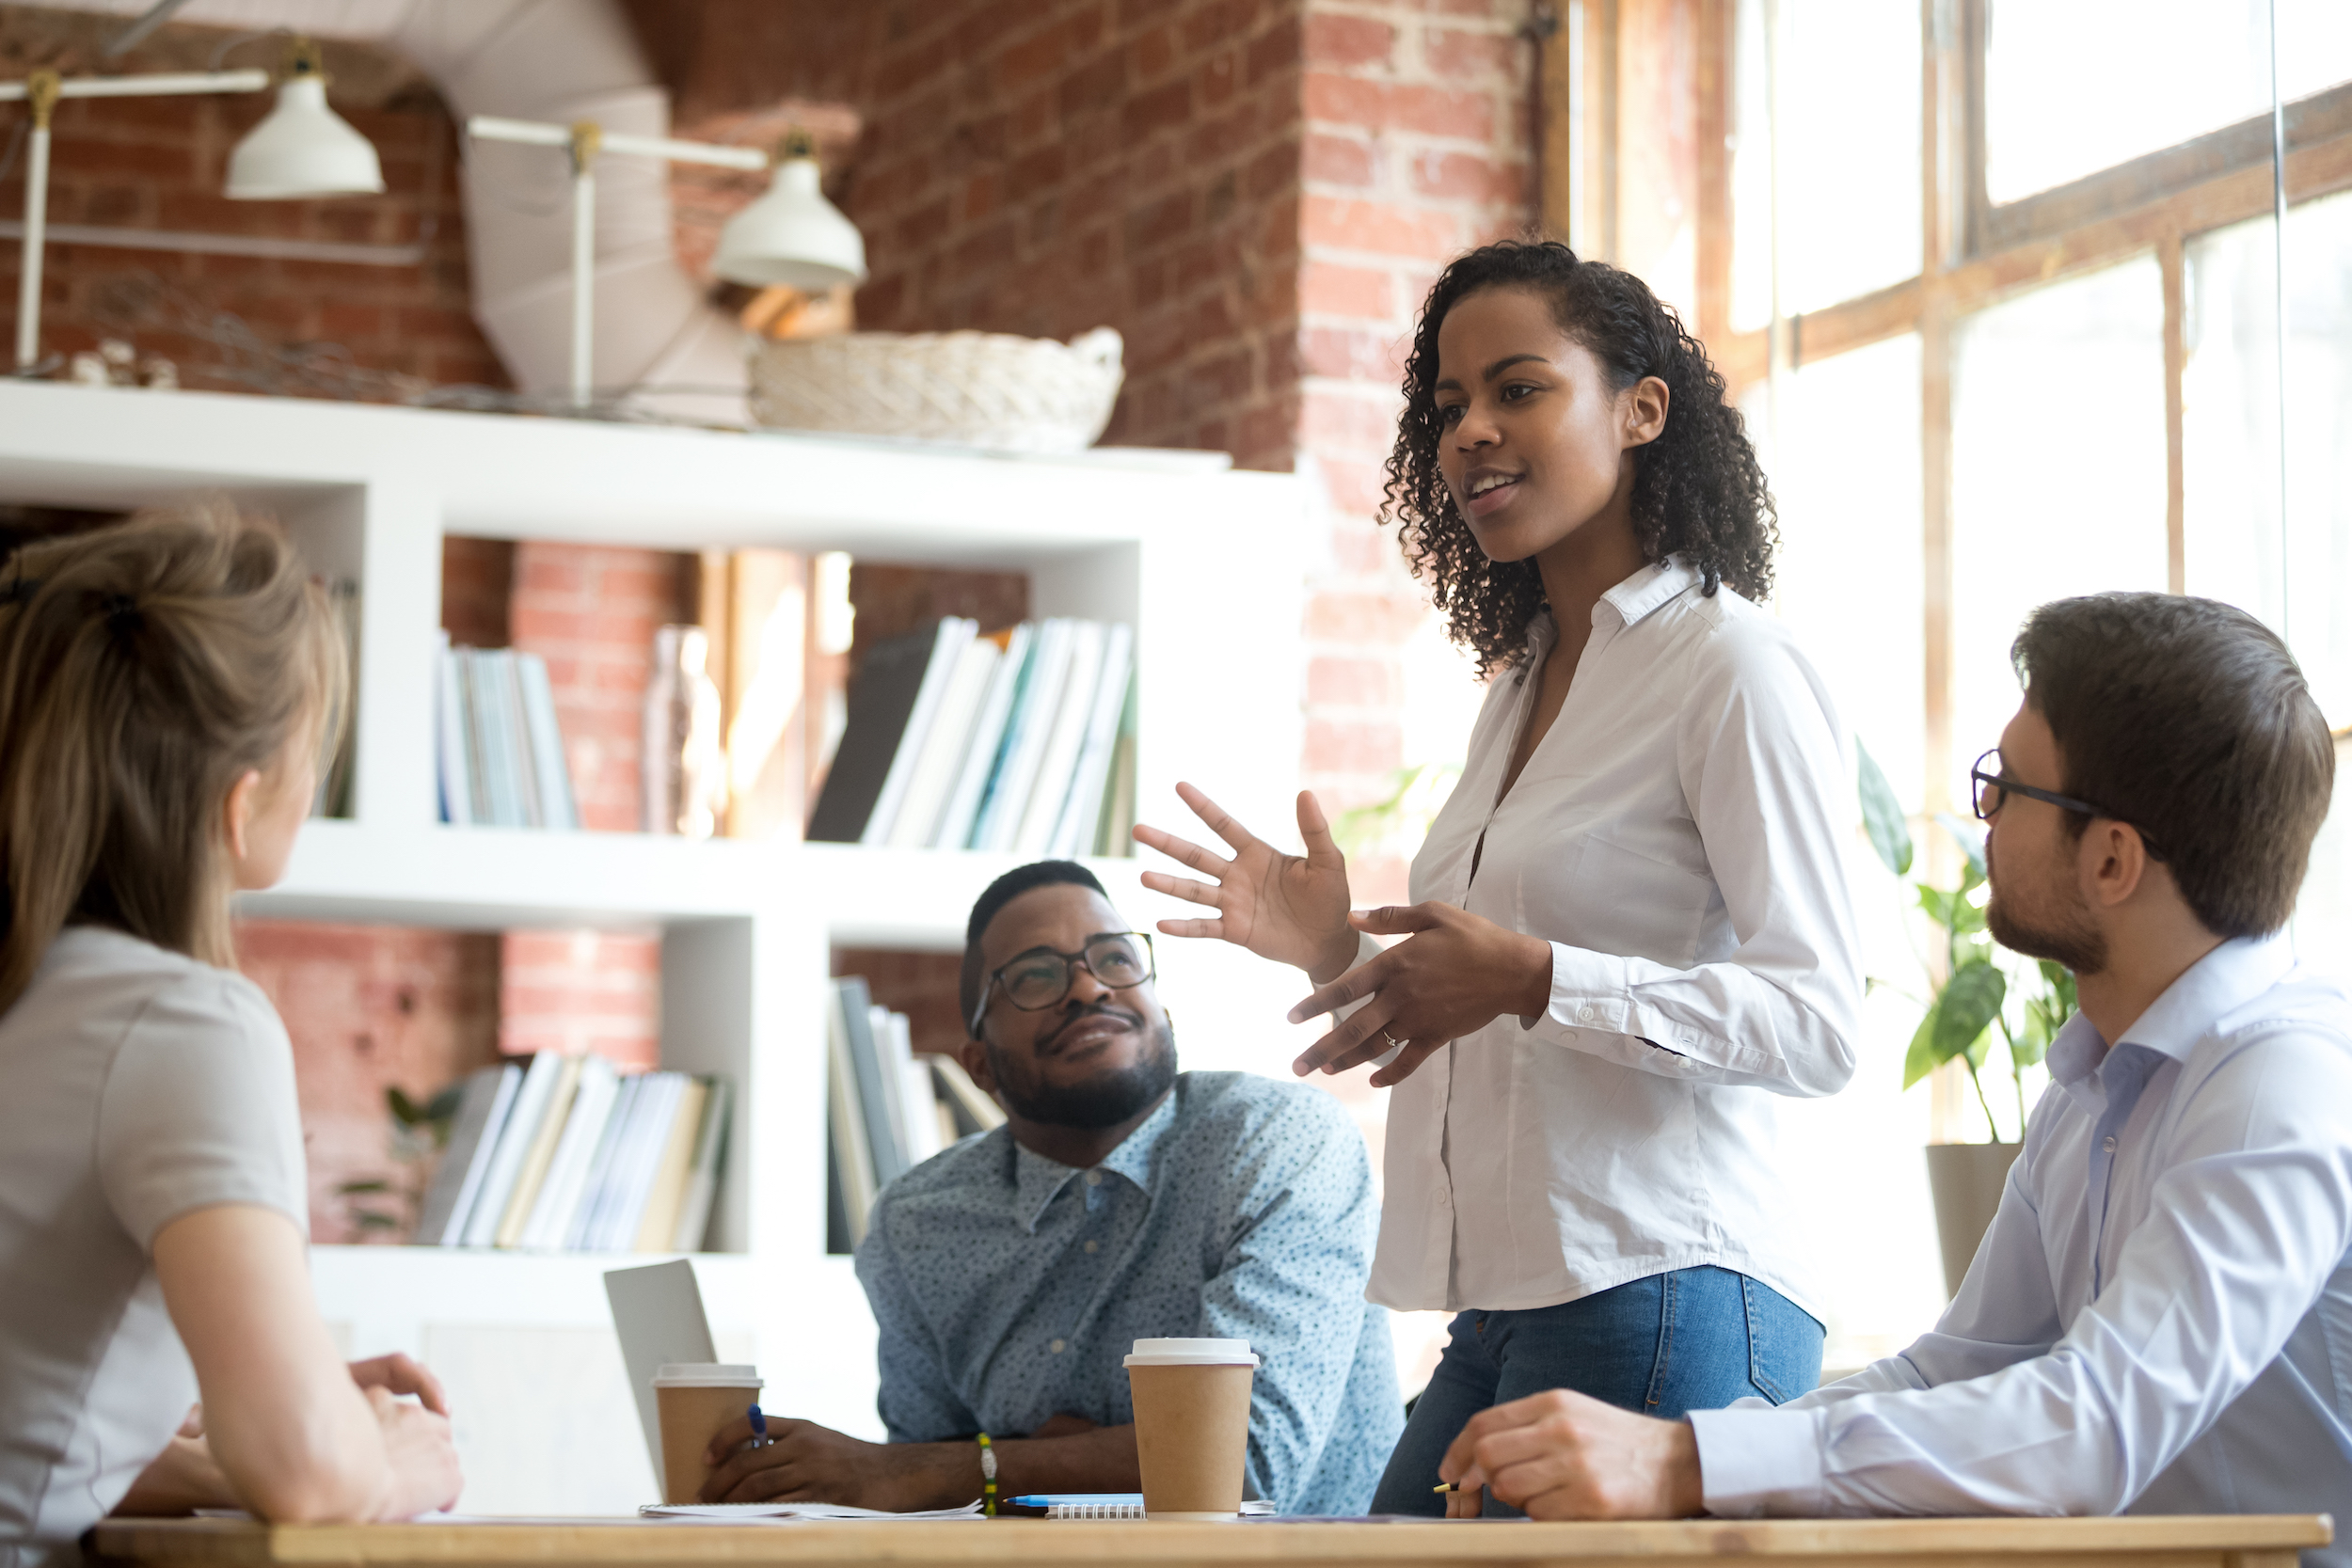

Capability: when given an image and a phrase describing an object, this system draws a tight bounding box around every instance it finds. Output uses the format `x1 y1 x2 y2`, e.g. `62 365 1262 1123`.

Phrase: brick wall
0 16 503 393
1295 0 1534 904
509 543 698 833
234 921 501 1244
799 0 1309 469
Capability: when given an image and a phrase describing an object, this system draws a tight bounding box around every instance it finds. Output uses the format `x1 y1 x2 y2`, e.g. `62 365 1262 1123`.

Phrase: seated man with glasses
697 860 1401 1515
1417 592 2352 1540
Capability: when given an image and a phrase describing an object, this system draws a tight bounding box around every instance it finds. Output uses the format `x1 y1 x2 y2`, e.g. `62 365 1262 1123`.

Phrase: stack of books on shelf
807 617 1136 857
826 975 1006 1253
415 1054 732 1253
434 631 580 830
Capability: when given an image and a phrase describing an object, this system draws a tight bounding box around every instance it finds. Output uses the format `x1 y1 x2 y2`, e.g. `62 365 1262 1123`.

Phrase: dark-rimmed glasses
1970 749 2165 862
969 932 1156 1035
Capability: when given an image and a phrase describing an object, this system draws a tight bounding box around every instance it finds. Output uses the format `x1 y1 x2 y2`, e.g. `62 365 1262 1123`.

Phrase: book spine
460 1053 558 1248
934 624 1034 850
973 620 1074 852
597 1073 685 1252
827 990 878 1249
497 648 543 830
494 1053 584 1247
1014 620 1106 855
669 1078 732 1254
437 637 474 828
835 976 906 1186
567 1073 644 1251
516 652 579 832
1052 623 1134 858
419 1062 516 1245
861 618 975 847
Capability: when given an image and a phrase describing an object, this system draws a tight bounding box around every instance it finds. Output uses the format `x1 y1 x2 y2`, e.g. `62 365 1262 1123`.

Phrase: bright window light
1950 259 2169 807
1984 0 2352 205
1731 0 1923 329
2184 187 2352 729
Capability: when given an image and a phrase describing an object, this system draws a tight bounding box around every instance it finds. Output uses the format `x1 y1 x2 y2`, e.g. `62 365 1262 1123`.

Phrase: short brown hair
0 507 345 1012
2010 593 2333 939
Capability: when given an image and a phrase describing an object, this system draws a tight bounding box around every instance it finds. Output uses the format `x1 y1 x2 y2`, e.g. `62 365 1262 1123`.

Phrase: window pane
2184 188 2352 727
1756 334 1928 810
1985 0 2352 205
1950 259 2169 802
1731 0 1922 329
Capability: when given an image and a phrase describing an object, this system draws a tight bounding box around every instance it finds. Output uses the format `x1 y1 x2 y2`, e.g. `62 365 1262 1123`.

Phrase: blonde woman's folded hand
1133 784 1359 983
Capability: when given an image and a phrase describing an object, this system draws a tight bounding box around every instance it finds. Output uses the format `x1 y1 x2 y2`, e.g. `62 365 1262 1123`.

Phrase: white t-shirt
0 927 307 1568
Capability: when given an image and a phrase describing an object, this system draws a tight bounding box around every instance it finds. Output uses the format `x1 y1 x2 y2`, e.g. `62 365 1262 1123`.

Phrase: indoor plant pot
1860 744 2075 1300
1924 1140 2022 1296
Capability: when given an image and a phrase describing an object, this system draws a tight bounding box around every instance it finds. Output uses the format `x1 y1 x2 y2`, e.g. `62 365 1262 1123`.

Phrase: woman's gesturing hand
1284 903 1554 1085
1133 784 1359 983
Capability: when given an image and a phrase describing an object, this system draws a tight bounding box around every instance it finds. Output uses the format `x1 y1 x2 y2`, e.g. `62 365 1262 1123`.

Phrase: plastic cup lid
1123 1337 1260 1367
653 1363 763 1386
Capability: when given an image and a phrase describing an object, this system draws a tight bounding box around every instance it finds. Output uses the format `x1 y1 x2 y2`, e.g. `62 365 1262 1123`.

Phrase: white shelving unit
0 381 1313 1511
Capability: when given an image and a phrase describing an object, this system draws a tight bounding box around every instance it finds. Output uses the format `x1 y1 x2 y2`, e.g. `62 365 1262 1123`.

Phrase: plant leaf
338 1179 392 1196
1933 958 2008 1063
1856 741 1914 877
1938 814 1987 880
387 1085 423 1125
424 1086 465 1124
1916 884 1961 931
1902 1006 1942 1089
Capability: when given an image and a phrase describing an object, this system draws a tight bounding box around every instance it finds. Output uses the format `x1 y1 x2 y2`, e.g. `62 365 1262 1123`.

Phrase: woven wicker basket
747 327 1124 453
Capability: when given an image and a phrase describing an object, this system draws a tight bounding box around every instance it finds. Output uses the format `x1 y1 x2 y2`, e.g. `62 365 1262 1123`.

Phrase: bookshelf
0 380 1313 1512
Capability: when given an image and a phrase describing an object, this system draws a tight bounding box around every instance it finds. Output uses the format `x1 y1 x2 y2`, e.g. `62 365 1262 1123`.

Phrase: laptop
604 1259 720 1477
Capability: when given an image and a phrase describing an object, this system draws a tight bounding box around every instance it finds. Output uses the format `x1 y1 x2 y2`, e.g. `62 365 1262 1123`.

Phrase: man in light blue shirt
699 861 1400 1514
1423 594 2349 1551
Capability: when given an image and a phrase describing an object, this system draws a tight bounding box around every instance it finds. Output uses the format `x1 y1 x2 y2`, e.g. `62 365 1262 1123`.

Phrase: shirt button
1084 1240 1099 1254
1049 1338 1066 1354
1084 1171 1102 1187
1577 1005 1598 1023
2102 1135 2118 1153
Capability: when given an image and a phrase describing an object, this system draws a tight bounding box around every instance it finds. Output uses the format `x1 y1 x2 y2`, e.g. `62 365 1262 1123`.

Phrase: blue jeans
1369 1266 1823 1517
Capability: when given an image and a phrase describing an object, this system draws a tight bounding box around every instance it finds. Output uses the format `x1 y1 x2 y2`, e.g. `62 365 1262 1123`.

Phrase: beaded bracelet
976 1431 998 1517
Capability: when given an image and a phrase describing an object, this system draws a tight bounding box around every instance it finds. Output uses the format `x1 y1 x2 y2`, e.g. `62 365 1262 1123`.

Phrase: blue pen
748 1405 771 1449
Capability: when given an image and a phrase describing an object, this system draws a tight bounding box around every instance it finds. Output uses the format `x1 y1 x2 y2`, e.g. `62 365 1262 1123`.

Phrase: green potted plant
1859 744 2077 1294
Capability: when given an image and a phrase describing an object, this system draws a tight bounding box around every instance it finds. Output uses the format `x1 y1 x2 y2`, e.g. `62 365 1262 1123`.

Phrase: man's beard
987 1006 1179 1131
1985 838 2106 975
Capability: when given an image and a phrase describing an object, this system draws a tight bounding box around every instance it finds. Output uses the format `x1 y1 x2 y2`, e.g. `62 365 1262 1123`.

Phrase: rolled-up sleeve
1528 625 1860 1098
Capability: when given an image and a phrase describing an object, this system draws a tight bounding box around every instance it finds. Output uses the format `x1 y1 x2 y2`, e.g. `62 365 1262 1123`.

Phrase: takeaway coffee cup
652 1363 764 1504
1124 1338 1261 1520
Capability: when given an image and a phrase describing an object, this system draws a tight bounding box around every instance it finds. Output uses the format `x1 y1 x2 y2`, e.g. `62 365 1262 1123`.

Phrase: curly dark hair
1379 241 1778 676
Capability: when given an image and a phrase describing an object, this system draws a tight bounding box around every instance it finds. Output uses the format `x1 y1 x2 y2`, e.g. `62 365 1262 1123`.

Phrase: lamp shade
712 157 866 290
226 73 384 199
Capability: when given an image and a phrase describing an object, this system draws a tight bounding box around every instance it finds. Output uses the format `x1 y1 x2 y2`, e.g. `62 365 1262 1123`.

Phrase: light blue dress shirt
854 1070 1402 1516
1691 937 2352 1561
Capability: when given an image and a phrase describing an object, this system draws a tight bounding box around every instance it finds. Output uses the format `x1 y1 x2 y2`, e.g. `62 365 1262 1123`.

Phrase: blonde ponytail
0 505 344 1012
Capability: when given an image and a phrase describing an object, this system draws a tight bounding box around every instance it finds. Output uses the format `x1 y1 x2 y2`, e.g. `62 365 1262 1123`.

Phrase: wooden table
88 1513 2332 1568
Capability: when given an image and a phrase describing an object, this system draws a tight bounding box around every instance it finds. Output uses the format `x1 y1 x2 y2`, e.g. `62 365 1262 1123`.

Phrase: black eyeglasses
969 932 1156 1036
1970 749 2165 862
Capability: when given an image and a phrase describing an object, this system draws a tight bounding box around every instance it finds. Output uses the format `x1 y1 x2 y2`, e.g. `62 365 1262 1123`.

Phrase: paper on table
637 1501 986 1522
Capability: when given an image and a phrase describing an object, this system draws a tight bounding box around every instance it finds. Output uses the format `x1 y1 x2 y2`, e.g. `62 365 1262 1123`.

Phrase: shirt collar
2046 935 2296 1089
1008 1086 1182 1233
1597 555 1701 629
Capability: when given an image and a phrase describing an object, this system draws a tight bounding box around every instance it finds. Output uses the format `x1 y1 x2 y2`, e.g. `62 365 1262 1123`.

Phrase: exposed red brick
1304 11 1395 68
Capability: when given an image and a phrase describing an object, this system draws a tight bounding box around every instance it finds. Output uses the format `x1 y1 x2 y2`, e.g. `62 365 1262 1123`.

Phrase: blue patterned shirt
854 1070 1401 1515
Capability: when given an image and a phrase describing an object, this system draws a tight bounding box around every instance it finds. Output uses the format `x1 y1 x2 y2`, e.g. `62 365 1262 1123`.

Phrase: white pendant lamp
713 135 866 291
226 39 384 201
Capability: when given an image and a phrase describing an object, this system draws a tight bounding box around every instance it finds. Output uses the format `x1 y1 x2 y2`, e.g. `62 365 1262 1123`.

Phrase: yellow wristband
976 1432 997 1517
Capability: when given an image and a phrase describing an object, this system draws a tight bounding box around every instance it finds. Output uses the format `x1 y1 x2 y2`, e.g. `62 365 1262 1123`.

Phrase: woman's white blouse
1368 557 1862 1315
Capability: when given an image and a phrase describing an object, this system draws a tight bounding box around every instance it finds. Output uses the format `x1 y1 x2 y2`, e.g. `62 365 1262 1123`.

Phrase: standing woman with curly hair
1136 241 1862 1516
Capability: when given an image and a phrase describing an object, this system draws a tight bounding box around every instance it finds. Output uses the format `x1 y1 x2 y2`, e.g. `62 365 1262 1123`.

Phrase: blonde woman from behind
0 510 462 1568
